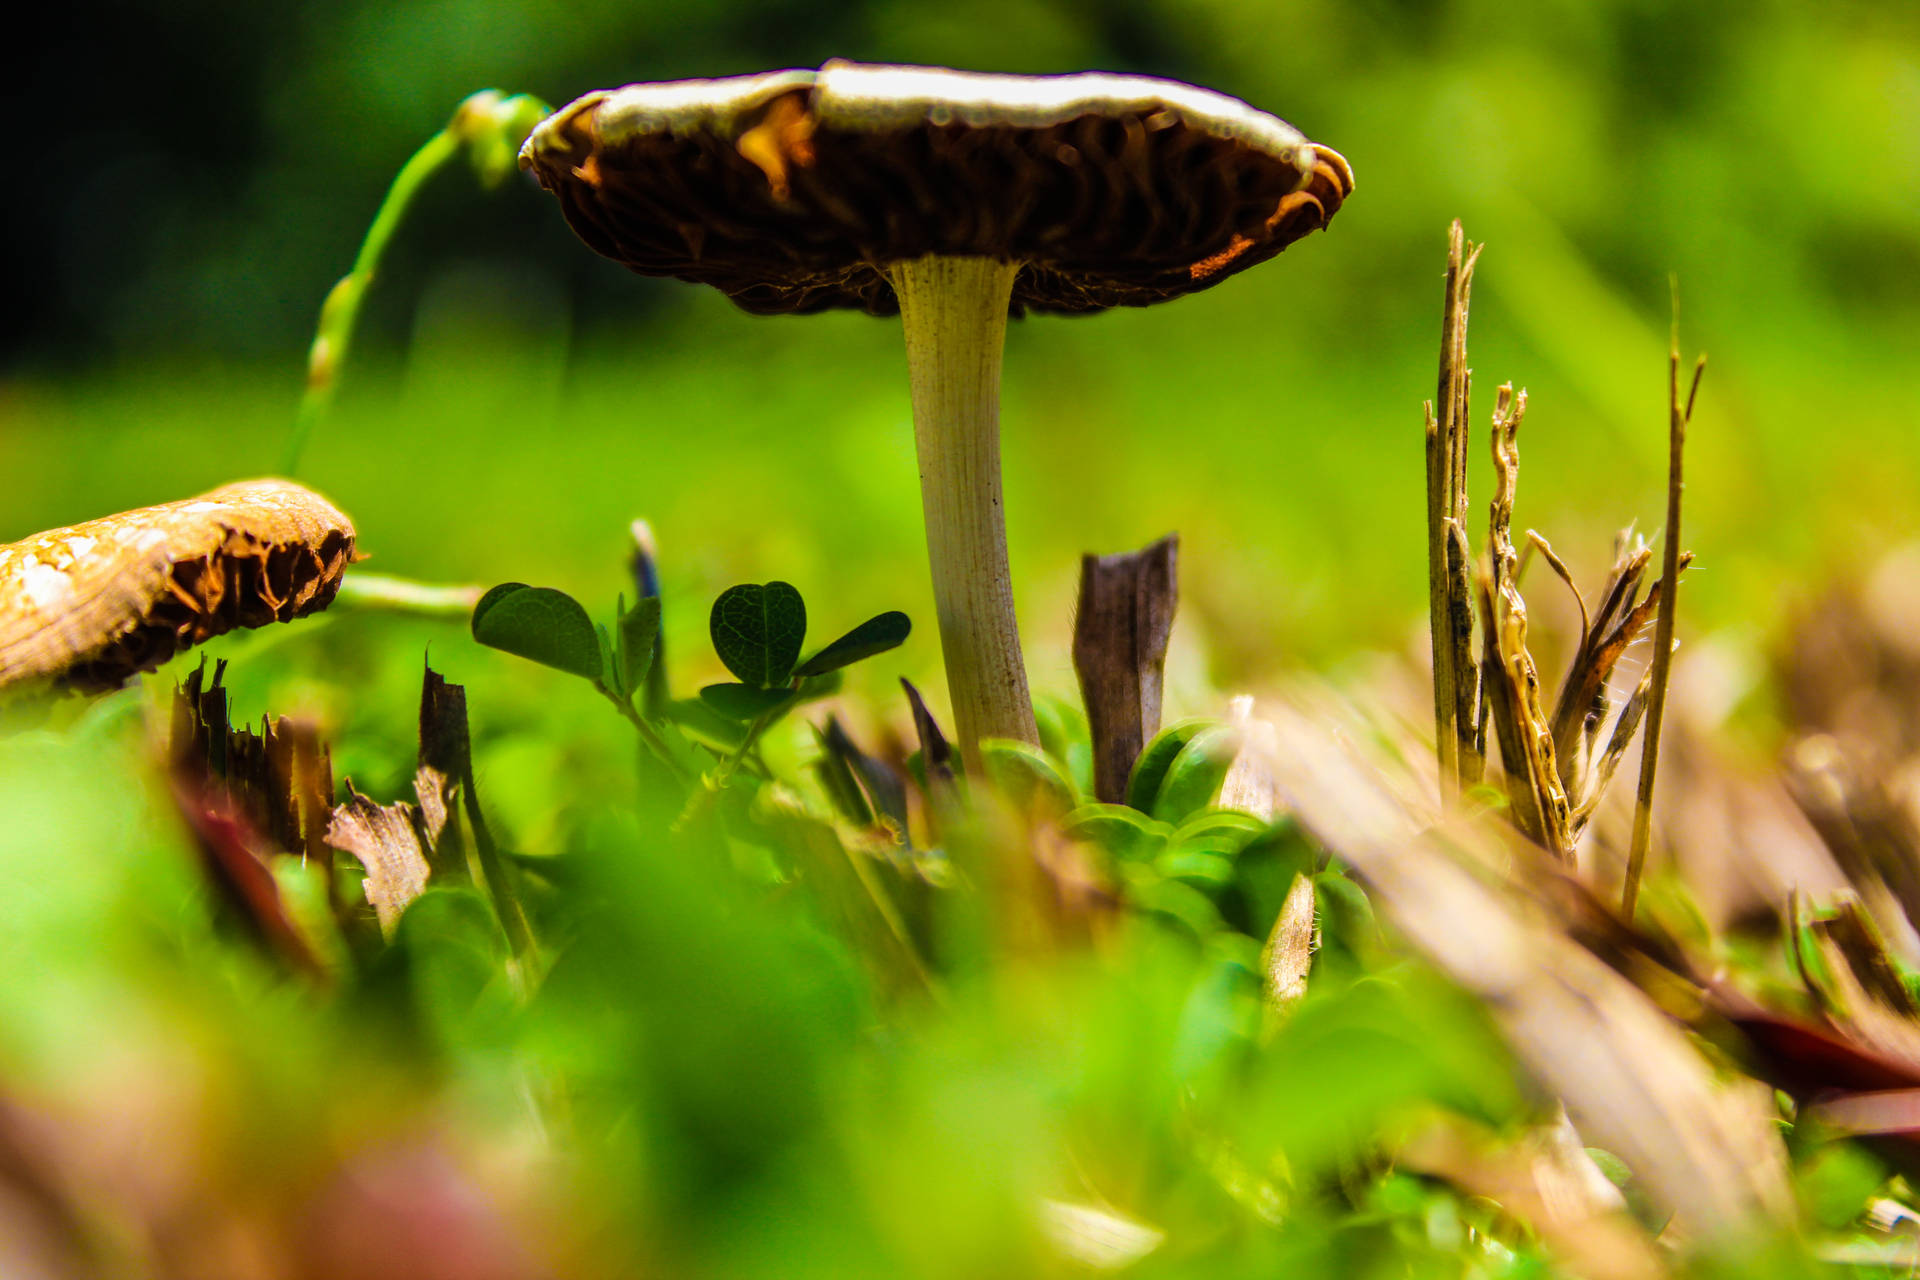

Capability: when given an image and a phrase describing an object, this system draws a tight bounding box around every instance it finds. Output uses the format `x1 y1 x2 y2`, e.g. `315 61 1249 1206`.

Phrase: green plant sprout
280 88 550 475
470 576 910 794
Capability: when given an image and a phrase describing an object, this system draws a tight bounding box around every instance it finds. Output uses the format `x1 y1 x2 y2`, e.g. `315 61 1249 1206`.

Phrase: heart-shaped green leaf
699 682 796 721
793 611 911 678
710 582 806 688
471 583 603 680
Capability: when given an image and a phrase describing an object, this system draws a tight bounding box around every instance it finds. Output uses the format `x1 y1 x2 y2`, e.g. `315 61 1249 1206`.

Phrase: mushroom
519 61 1352 767
0 479 357 694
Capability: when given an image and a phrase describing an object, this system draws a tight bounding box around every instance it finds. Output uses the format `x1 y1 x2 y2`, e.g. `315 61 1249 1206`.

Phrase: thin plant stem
281 129 461 475
713 708 779 789
463 771 535 958
599 686 693 786
1623 290 1704 918
333 571 484 617
670 701 790 832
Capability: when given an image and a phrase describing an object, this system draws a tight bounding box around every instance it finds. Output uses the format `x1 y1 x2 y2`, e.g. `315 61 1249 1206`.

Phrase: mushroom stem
891 254 1040 768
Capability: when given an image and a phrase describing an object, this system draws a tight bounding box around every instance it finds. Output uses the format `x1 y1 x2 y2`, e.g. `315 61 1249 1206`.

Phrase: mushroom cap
0 479 357 693
520 60 1354 317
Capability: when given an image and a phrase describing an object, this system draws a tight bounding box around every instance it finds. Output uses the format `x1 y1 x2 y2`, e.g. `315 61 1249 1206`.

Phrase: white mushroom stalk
890 255 1036 755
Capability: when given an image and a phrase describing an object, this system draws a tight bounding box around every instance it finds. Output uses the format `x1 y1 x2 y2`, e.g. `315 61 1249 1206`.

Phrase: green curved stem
281 129 461 475
332 571 484 616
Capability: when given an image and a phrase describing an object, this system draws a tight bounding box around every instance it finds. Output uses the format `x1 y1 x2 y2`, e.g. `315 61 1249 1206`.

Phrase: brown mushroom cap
520 61 1354 316
0 479 357 693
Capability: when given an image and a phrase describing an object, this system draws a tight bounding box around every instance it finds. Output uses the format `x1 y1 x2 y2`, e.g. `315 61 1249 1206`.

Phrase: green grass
7 222 1916 738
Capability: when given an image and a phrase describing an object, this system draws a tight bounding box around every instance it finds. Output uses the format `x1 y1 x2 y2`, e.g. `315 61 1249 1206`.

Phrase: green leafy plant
1126 719 1242 822
470 576 909 793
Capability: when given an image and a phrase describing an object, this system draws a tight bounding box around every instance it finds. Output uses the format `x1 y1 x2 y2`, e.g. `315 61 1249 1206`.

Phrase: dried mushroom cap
0 479 356 693
521 60 1354 316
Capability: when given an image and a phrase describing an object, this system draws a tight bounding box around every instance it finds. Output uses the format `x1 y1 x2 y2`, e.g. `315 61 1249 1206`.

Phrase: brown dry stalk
169 659 341 972
172 658 339 902
1622 320 1705 917
1479 576 1547 842
1570 667 1655 838
1073 535 1179 803
1482 386 1572 858
0 479 355 693
1549 540 1693 813
1426 221 1484 802
328 783 439 937
1445 520 1484 784
1588 538 1655 651
1818 895 1920 1020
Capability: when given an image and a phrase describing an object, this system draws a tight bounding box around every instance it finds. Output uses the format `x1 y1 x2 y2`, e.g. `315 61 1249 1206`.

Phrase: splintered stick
1426 221 1484 801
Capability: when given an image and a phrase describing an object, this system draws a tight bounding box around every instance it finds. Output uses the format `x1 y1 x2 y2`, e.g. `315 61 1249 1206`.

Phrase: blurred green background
5 0 1917 727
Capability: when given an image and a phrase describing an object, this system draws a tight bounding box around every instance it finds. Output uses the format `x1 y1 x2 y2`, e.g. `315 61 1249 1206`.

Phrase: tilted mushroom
520 60 1352 767
0 480 356 693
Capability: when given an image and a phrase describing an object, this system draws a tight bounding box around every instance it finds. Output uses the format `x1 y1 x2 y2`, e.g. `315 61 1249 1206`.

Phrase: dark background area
19 0 1911 368
8 0 1238 365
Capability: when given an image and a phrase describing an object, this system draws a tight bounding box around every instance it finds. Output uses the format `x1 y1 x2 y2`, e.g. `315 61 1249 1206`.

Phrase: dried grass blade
1444 519 1483 785
1256 702 1794 1237
1550 554 1690 792
1585 542 1654 657
327 784 432 937
1484 386 1571 856
1623 315 1702 915
1527 530 1589 651
1819 895 1920 1019
1426 222 1482 803
1263 873 1317 1015
1570 664 1654 839
1426 403 1450 774
1480 575 1550 844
